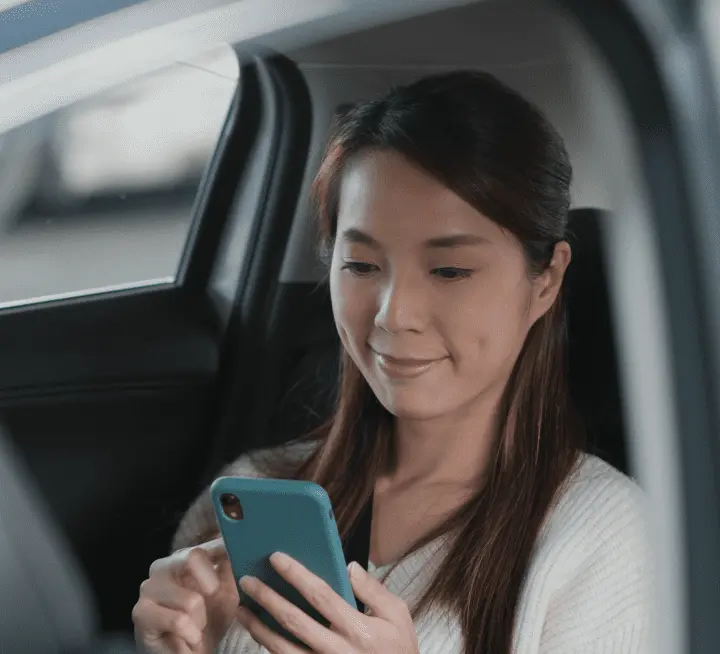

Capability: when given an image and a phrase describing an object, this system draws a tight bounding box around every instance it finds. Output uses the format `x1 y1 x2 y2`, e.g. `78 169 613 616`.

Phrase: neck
384 391 501 489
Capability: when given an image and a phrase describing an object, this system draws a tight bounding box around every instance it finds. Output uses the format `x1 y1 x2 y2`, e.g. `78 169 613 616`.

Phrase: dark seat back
0 427 138 653
565 208 627 472
0 428 98 653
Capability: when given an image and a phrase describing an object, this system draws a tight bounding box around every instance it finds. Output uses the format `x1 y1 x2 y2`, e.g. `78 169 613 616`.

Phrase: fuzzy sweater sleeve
170 439 320 552
170 453 263 552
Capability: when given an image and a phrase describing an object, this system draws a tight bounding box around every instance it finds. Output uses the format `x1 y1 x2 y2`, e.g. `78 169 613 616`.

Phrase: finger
132 598 203 650
346 562 405 622
166 633 197 654
158 633 194 654
151 539 227 580
171 537 226 558
239 576 345 652
215 557 236 587
140 577 208 633
135 627 175 654
193 537 227 559
269 552 359 632
176 548 222 597
236 607 312 654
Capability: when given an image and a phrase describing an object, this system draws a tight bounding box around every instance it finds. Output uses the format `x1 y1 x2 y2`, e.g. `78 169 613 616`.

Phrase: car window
702 0 720 125
0 45 238 308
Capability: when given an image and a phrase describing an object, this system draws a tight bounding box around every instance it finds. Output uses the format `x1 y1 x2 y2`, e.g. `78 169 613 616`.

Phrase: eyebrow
341 228 490 249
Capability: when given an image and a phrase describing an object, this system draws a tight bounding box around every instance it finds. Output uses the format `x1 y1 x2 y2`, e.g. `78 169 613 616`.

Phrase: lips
371 349 446 379
375 353 438 366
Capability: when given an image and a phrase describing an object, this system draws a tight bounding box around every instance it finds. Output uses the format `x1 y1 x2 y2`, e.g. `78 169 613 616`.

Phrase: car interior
1 0 718 652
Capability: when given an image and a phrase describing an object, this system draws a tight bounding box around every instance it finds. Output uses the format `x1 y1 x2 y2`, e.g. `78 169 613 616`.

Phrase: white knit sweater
172 442 654 653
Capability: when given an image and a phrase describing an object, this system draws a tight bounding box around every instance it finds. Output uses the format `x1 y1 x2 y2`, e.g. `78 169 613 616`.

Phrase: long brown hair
254 71 585 654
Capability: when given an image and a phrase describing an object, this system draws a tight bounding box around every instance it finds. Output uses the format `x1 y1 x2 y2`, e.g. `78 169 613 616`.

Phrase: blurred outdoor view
0 46 239 307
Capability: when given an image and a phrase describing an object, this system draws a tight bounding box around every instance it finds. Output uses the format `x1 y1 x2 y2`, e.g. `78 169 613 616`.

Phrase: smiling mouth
371 350 445 379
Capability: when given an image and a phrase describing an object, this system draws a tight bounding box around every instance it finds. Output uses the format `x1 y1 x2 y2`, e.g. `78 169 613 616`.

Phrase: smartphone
210 476 357 646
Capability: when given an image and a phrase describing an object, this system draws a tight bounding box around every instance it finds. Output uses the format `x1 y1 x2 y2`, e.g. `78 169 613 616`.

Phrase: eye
340 261 378 277
432 267 473 281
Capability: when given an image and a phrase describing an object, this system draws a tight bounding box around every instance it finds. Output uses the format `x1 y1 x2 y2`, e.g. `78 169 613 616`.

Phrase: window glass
0 45 239 308
702 0 720 128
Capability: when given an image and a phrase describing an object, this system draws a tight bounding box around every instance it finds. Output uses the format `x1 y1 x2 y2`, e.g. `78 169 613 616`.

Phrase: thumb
203 559 241 649
347 562 399 621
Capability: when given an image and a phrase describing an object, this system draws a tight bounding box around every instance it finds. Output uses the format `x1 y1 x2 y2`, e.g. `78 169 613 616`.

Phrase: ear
529 241 572 324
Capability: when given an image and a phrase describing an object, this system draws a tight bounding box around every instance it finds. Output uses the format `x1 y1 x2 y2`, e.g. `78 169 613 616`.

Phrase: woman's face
330 149 569 420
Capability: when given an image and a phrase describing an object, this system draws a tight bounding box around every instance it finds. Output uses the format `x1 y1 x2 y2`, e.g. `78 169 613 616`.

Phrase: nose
374 273 427 334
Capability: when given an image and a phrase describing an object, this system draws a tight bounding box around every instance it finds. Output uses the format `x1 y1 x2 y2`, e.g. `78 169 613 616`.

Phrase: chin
386 404 442 420
373 387 452 420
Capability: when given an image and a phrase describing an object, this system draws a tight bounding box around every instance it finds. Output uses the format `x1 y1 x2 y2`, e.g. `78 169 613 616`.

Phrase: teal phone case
210 476 356 647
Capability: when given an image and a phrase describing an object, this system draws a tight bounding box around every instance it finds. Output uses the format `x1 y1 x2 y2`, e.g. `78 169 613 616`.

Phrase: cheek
330 271 371 348
329 270 348 340
444 277 533 364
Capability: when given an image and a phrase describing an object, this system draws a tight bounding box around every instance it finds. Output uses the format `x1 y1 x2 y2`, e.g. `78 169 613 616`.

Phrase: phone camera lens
220 493 244 521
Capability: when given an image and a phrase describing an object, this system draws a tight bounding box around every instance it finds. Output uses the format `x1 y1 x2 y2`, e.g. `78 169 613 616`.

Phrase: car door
0 42 312 633
556 1 720 653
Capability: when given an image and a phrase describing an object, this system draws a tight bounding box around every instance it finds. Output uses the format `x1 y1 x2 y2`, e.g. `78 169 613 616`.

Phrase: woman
132 71 652 654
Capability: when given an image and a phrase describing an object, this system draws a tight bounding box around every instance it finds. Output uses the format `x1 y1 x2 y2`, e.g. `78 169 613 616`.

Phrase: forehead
336 149 499 241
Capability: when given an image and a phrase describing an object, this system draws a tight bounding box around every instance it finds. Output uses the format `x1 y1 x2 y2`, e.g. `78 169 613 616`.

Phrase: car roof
0 0 475 131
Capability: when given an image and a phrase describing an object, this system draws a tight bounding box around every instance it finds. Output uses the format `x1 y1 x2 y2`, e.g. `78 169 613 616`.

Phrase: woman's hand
236 552 420 654
132 538 239 654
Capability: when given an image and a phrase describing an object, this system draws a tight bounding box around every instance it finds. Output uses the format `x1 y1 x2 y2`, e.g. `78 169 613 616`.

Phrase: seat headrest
565 208 627 472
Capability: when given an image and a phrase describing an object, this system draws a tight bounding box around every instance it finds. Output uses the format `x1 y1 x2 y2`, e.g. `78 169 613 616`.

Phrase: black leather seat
270 208 629 474
0 428 137 653
565 208 627 472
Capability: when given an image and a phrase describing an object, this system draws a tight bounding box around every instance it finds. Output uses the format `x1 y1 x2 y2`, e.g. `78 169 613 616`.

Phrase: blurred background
0 46 238 306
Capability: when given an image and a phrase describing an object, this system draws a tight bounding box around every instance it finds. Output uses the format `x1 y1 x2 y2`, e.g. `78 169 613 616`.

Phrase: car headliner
0 0 477 132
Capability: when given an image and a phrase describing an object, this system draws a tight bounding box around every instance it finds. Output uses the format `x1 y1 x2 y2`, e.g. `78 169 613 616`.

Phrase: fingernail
197 569 219 594
239 575 256 591
186 554 219 594
270 551 291 567
347 561 360 579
